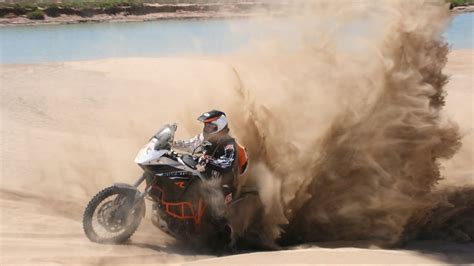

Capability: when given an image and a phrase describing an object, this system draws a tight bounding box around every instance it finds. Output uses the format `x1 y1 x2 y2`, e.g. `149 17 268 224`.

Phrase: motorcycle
82 123 261 250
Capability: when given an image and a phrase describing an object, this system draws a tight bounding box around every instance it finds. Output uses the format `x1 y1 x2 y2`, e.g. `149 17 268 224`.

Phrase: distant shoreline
451 4 474 13
0 2 278 27
0 12 264 27
0 3 472 27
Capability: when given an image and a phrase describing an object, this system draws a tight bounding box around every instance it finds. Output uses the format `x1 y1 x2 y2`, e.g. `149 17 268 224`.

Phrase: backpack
236 142 249 175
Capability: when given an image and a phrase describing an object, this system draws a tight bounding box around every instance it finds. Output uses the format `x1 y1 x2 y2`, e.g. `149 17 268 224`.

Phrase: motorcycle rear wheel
82 185 145 244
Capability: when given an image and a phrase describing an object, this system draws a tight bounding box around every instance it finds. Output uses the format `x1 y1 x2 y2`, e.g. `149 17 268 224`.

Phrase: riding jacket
174 133 238 188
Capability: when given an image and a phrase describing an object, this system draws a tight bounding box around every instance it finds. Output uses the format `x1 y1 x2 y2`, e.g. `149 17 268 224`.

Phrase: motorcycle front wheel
82 185 145 244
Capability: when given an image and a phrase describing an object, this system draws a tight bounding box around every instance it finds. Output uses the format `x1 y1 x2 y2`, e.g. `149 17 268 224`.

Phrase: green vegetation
450 0 474 6
25 9 45 19
0 0 236 8
0 0 472 20
0 0 245 19
2 0 142 9
1 0 473 9
52 0 141 9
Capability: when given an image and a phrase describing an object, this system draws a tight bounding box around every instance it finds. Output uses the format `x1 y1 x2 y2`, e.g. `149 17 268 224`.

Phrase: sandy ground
185 241 474 265
0 50 473 265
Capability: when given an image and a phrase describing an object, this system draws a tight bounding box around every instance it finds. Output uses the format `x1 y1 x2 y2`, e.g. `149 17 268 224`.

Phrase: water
444 12 474 50
0 19 255 64
0 13 472 64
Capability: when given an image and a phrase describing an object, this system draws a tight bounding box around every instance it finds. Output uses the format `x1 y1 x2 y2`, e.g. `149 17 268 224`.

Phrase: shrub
44 7 61 17
450 0 474 6
26 9 45 20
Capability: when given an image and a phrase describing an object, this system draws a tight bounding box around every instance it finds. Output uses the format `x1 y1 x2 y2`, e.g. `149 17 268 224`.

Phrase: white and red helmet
197 110 228 136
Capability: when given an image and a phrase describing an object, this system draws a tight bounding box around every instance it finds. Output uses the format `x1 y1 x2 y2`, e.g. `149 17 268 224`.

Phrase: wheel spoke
83 186 144 244
92 194 131 239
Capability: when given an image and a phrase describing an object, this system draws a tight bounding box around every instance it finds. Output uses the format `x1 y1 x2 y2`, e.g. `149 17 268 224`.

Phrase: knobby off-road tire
82 185 145 244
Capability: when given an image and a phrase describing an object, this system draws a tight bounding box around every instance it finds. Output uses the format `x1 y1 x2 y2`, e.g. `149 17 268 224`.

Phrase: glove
196 155 210 172
196 164 206 172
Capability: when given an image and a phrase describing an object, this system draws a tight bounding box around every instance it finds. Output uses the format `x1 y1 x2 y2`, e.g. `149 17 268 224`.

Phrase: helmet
197 110 228 136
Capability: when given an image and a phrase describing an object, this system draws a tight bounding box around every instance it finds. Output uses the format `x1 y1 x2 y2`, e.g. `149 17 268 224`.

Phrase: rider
175 110 251 249
173 110 241 190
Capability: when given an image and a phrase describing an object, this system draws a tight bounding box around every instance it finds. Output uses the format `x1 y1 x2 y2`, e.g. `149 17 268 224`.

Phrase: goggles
203 122 218 133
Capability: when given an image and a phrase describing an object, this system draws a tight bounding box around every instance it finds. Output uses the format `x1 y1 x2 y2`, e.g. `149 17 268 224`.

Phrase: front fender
113 183 140 193
113 183 146 217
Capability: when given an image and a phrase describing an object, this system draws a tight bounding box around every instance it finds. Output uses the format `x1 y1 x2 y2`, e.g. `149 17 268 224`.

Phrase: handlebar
168 149 211 169
168 149 200 161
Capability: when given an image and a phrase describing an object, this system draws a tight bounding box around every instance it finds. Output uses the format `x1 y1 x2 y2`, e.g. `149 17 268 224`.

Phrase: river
0 12 472 64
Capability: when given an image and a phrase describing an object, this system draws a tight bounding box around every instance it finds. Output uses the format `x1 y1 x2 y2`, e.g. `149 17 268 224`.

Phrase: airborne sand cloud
222 0 473 246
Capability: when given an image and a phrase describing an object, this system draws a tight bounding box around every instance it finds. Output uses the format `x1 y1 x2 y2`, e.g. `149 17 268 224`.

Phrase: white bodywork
133 124 199 175
134 138 167 165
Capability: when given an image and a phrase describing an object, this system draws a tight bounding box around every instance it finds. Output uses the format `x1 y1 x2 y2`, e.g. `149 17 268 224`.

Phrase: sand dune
0 58 233 265
185 242 474 265
0 48 472 264
2 1 474 264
